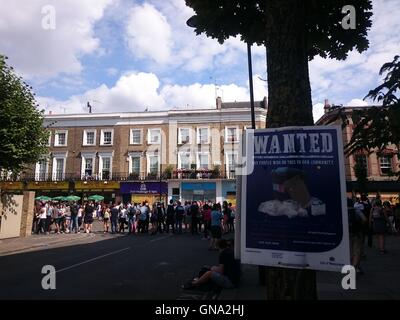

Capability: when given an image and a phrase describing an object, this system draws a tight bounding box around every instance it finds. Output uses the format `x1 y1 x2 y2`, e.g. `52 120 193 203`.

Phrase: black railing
0 170 235 182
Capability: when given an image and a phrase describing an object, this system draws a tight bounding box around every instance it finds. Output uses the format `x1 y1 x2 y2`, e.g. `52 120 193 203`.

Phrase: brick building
317 103 400 204
2 97 267 204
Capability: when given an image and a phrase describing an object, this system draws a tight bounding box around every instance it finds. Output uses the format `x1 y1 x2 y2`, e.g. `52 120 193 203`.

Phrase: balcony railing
0 170 236 182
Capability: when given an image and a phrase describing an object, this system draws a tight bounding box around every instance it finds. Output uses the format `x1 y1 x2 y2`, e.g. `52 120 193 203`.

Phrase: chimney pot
216 96 222 110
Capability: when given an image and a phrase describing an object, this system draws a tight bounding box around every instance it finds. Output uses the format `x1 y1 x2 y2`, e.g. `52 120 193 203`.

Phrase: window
101 129 113 145
83 130 96 146
53 158 65 181
131 129 142 145
54 130 68 146
101 157 111 179
197 152 209 169
354 155 368 175
379 156 392 175
225 126 238 143
35 160 48 181
81 154 96 179
197 127 209 144
179 128 191 144
148 154 159 174
148 129 161 144
129 153 141 175
98 152 113 180
226 153 238 179
178 152 191 169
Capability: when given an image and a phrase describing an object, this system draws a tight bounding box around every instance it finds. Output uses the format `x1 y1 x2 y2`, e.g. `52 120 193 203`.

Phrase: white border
240 126 350 272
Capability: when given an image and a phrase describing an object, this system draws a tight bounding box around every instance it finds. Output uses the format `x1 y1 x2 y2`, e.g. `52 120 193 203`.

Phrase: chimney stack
49 110 52 115
324 99 331 114
216 96 222 110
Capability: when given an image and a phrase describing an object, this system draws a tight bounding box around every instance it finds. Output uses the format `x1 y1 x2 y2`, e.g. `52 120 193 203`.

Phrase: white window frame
98 152 113 180
148 128 161 145
100 129 114 146
54 130 68 147
225 126 239 143
128 152 141 175
83 129 97 146
197 152 210 170
130 129 143 145
178 152 191 169
81 152 96 179
379 156 392 175
35 160 49 181
52 152 67 181
147 152 160 174
197 127 210 144
178 127 191 144
225 151 238 179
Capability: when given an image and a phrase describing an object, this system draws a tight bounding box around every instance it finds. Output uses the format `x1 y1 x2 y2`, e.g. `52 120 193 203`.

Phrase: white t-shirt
39 207 47 219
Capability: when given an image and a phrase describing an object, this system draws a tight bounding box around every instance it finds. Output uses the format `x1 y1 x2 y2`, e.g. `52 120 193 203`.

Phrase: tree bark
263 0 316 300
265 0 314 128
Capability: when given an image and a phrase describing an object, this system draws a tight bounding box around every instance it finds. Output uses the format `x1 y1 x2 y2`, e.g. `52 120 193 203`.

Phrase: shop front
75 181 120 204
181 182 216 203
27 181 70 197
120 182 168 205
221 181 237 207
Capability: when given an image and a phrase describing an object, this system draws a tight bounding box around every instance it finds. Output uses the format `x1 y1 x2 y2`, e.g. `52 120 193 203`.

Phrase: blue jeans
175 219 183 234
111 218 118 233
70 216 79 232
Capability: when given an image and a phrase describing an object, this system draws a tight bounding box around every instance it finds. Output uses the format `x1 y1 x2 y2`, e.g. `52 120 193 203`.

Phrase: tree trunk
263 0 316 300
265 0 314 128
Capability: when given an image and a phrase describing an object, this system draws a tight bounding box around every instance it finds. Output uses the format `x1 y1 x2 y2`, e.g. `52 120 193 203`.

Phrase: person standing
110 203 120 234
84 202 94 233
36 203 47 234
184 201 191 233
210 203 223 250
165 200 175 234
190 201 199 235
348 198 367 274
127 203 136 234
370 199 388 254
175 201 185 234
119 204 127 233
103 205 111 233
69 202 79 233
202 203 212 239
46 202 53 234
157 202 166 234
77 205 84 231
138 201 149 234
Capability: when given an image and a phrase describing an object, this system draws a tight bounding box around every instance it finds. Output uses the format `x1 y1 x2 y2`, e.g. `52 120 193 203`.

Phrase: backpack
348 207 363 234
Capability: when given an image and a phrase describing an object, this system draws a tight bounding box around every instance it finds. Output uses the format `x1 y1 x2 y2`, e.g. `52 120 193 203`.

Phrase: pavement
1 223 399 300
218 234 400 300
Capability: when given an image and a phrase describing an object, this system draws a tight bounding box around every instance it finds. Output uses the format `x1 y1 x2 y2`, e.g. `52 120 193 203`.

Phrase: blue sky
0 0 399 121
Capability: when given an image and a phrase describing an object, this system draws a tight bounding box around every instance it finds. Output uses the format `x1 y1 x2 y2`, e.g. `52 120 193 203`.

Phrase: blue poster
240 126 350 271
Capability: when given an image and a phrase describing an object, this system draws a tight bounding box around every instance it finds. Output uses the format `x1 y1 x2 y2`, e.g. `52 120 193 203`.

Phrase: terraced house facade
1 98 267 205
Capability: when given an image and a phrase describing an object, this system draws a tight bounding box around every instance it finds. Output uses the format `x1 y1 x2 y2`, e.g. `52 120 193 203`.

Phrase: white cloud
125 3 172 64
346 99 369 107
313 103 325 123
0 0 113 80
38 72 266 114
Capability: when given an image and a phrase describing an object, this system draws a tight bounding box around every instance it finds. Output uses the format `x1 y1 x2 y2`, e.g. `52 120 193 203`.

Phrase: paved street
0 223 220 300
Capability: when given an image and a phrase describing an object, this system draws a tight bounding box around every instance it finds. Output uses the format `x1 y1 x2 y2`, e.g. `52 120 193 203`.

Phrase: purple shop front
120 182 168 194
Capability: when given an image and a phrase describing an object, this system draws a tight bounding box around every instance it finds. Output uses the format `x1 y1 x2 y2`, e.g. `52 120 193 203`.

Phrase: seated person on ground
184 239 241 289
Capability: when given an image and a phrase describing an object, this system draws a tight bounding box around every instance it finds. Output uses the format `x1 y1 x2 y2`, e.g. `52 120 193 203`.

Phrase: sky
0 0 399 122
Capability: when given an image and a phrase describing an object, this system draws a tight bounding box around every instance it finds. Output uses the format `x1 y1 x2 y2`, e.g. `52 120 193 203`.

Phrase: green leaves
0 54 49 173
185 0 373 61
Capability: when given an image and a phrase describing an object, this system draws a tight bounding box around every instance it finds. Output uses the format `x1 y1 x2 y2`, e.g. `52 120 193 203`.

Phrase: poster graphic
240 126 350 272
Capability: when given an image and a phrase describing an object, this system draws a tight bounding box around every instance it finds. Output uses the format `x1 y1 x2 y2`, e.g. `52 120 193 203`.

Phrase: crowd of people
33 199 236 249
348 194 400 275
